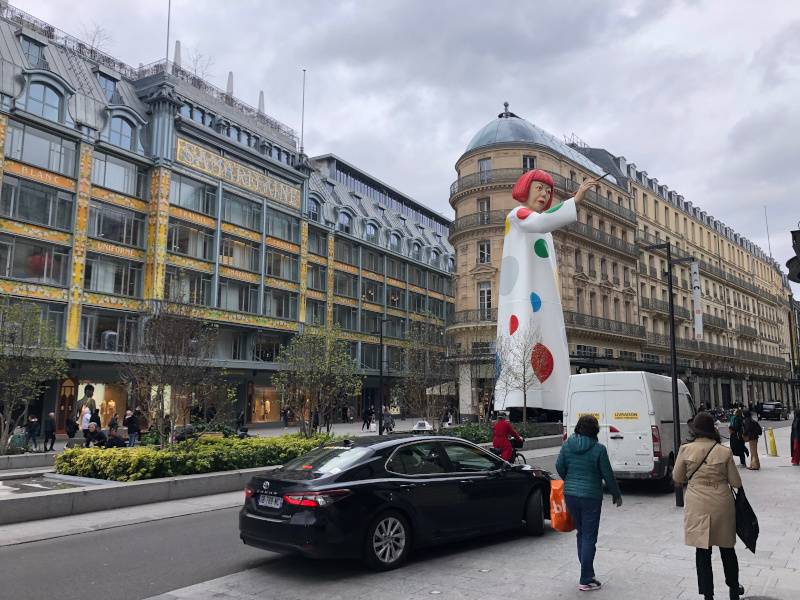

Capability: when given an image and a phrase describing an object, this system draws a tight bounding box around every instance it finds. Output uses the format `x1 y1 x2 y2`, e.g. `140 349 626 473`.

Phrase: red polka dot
531 343 554 383
517 208 533 220
509 315 519 335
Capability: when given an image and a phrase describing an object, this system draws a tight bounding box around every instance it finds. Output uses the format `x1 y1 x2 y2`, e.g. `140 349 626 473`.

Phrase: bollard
767 428 778 457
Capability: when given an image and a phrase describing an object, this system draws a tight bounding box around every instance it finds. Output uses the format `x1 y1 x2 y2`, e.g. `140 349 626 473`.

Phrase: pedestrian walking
80 408 91 440
673 412 745 600
90 408 101 427
282 407 289 429
382 406 393 433
347 405 354 424
362 407 371 431
236 410 245 431
108 413 119 432
123 410 140 447
728 408 748 467
742 409 761 470
555 414 622 592
791 408 800 466
44 412 56 451
25 415 40 451
65 415 78 439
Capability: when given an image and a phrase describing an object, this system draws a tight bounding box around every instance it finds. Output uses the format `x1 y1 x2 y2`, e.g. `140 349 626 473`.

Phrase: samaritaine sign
175 138 301 209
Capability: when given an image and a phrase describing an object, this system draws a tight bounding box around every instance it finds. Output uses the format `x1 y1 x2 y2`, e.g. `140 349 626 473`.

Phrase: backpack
750 420 762 438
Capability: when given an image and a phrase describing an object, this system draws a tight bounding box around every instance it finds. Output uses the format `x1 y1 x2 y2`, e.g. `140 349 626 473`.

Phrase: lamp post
645 243 695 508
373 318 391 435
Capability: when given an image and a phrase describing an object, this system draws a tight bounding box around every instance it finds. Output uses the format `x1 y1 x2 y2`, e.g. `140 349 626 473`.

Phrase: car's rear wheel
363 510 410 571
524 488 545 536
657 456 675 493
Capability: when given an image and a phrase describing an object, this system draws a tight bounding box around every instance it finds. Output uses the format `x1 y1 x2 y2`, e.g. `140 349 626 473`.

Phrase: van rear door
569 390 607 447
605 387 652 474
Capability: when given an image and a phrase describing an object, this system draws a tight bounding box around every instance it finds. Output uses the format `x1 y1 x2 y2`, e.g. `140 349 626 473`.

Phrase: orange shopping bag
550 480 575 532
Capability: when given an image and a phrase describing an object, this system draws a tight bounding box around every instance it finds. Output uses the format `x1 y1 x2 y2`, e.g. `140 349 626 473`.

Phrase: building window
219 235 260 272
387 257 405 281
478 158 491 183
478 241 491 264
84 253 142 297
361 311 382 336
166 219 215 261
5 119 76 177
389 233 400 253
574 249 582 271
79 310 137 353
478 282 492 317
21 37 47 69
307 199 319 222
478 198 490 215
333 304 358 331
411 243 421 261
26 83 61 121
366 223 378 244
576 288 583 313
409 266 426 287
263 288 298 320
222 191 262 232
334 239 358 266
265 210 300 243
93 152 146 198
363 249 384 274
97 74 119 103
251 333 287 362
429 273 444 293
361 279 384 304
387 286 406 309
0 234 69 285
410 292 427 314
1 175 74 230
305 299 326 325
229 125 240 142
169 173 216 215
164 267 212 305
337 212 351 234
87 201 144 247
217 278 259 314
264 248 299 281
430 250 440 268
108 117 134 151
333 271 358 298
306 263 327 291
308 229 327 257
589 292 596 317
180 104 192 118
522 155 536 172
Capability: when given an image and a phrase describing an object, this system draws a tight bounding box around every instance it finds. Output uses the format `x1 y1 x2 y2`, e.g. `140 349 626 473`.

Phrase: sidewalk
147 426 800 600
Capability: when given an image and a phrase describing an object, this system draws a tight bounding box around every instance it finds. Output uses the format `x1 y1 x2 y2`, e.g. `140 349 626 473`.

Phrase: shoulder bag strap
688 442 718 481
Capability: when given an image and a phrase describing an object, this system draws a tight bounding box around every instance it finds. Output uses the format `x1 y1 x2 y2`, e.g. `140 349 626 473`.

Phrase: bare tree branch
78 20 115 52
185 46 215 80
495 320 542 422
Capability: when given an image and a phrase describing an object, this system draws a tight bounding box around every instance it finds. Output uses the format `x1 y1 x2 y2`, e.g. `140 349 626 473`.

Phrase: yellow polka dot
504 217 510 236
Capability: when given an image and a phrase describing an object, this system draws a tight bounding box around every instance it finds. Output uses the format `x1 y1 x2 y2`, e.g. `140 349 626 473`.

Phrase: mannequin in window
495 171 596 416
76 385 97 420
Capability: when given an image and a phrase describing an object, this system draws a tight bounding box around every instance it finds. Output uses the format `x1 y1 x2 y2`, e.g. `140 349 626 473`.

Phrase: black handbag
732 487 759 553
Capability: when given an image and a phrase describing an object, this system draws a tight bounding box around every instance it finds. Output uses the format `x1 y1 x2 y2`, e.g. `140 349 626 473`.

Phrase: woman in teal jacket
556 414 623 592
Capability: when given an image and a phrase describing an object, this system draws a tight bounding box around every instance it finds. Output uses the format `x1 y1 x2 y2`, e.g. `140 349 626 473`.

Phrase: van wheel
524 488 545 536
657 457 675 493
362 510 411 571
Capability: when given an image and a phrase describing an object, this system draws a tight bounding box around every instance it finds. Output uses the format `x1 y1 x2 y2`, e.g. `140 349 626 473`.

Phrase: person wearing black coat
44 412 56 451
728 409 749 467
83 423 107 447
90 409 102 427
791 409 800 466
25 416 40 451
64 416 78 439
105 430 126 448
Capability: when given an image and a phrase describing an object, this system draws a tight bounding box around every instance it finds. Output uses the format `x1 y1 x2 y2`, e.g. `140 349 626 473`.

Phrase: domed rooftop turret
464 102 614 183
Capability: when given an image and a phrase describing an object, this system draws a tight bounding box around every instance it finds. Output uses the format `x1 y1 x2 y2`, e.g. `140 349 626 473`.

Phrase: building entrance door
56 376 77 434
721 383 732 409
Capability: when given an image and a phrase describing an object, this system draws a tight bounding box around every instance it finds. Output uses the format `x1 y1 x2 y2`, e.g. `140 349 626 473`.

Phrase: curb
0 465 278 526
0 453 57 471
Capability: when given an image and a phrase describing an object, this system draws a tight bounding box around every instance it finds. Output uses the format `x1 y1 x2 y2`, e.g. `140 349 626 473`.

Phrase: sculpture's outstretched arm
510 199 577 234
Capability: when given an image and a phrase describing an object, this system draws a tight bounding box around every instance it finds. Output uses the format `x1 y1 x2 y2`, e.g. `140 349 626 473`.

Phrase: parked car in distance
239 435 553 570
761 402 788 421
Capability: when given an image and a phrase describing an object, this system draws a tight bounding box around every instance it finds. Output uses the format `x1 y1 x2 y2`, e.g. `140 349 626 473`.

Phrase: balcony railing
646 333 789 368
446 308 498 327
564 311 646 338
703 314 728 329
449 168 637 223
636 231 690 259
736 324 759 338
450 209 509 234
640 297 691 319
25 53 50 71
564 221 639 257
639 264 648 276
649 266 658 278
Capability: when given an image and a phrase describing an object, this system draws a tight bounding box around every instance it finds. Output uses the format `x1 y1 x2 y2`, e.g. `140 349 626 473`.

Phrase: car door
439 440 527 534
384 441 462 541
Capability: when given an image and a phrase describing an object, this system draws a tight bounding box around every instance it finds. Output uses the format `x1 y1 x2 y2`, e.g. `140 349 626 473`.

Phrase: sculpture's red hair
511 169 555 210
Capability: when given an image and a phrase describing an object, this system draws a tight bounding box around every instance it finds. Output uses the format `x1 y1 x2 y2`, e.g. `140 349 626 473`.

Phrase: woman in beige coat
673 412 744 600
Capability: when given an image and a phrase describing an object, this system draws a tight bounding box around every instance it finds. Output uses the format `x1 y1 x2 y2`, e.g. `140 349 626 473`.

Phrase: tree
185 47 215 80
495 320 542 422
78 20 114 52
0 298 68 455
398 320 453 429
447 328 496 423
117 298 230 451
272 324 363 438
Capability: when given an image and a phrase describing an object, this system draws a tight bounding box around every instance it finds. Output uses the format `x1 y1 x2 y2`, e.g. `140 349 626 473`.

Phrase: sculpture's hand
572 178 600 205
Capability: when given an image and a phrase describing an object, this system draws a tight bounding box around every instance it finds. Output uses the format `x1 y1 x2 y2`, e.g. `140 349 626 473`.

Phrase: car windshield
282 446 371 474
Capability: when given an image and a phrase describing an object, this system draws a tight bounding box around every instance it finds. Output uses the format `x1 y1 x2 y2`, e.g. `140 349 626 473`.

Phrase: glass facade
87 201 144 247
92 152 146 198
0 234 69 285
5 119 76 176
84 253 142 297
1 175 73 230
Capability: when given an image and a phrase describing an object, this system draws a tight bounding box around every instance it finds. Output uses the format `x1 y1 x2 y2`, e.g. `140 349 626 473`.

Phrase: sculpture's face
526 181 552 212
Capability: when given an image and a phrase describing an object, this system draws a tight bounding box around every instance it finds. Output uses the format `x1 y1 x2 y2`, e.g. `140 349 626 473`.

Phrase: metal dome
465 103 616 184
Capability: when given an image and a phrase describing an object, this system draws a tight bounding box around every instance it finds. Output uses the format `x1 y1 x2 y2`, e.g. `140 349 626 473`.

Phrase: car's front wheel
363 510 411 571
524 488 545 536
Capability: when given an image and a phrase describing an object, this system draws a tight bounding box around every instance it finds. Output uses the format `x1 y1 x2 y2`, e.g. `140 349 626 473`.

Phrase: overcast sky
21 0 800 295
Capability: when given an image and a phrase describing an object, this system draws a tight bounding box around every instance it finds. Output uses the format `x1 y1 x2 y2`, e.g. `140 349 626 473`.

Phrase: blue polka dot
530 292 542 312
495 353 502 380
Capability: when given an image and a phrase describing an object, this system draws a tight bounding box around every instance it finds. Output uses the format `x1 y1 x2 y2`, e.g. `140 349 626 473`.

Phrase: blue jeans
128 432 137 447
564 495 603 585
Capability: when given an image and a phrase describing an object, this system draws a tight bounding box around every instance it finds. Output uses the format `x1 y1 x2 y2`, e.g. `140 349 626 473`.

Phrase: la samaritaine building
448 105 798 418
0 4 454 432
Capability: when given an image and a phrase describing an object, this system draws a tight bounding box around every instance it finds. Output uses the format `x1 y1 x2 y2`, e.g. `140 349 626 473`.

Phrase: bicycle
490 439 527 465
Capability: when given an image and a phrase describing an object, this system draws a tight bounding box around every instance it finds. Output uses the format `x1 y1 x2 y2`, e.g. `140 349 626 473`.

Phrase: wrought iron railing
702 314 728 329
564 221 639 257
564 311 646 338
450 209 509 234
446 308 498 327
640 297 691 320
736 325 758 338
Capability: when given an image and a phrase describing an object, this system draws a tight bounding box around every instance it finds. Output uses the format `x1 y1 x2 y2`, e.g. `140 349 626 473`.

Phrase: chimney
173 40 181 68
226 71 234 96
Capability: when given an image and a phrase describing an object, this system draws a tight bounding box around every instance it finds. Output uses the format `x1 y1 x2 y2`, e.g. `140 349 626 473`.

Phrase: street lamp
645 242 695 508
372 318 391 435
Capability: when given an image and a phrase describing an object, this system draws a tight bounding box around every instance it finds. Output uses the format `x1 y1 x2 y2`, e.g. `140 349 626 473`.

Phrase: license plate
257 494 283 509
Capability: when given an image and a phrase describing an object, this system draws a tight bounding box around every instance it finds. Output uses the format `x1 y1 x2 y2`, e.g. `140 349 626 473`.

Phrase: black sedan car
239 435 553 570
761 402 788 420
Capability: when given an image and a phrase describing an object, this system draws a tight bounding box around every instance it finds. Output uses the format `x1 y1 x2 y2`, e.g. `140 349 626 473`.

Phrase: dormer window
411 243 421 261
366 224 378 244
97 73 119 103
308 199 319 222
21 37 47 70
337 212 351 234
27 83 61 121
109 116 134 150
390 234 400 253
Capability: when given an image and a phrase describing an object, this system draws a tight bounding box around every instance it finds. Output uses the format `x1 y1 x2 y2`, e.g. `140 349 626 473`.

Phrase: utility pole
645 242 695 508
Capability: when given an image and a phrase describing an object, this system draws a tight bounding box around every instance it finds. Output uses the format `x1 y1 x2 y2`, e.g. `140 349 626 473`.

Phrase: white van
563 371 696 490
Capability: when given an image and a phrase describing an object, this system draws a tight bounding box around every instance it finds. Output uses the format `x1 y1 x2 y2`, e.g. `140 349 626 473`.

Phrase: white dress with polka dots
494 199 577 414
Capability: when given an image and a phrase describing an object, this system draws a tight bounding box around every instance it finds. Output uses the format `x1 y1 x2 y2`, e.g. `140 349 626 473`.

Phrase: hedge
440 422 545 444
53 433 339 482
